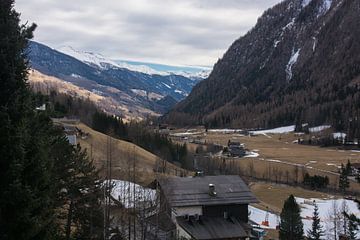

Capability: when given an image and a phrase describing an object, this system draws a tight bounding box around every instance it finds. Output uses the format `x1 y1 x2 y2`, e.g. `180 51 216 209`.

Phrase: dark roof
158 175 258 207
146 212 176 232
176 216 249 239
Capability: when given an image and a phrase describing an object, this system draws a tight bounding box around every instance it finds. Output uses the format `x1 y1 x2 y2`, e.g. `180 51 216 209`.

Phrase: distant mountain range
27 41 209 119
57 45 211 80
165 0 360 136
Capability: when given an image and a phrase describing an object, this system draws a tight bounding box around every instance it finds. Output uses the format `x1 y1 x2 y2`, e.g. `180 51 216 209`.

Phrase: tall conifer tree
279 195 304 240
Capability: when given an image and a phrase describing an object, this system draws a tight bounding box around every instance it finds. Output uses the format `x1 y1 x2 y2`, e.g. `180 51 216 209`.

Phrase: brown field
172 129 360 192
250 182 333 213
75 123 192 185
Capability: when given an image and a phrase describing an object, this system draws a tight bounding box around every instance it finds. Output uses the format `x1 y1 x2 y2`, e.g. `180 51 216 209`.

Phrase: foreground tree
0 1 59 239
279 195 304 240
0 1 104 239
307 202 324 240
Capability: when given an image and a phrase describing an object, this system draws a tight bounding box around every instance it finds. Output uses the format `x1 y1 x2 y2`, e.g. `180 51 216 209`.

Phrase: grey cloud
16 0 281 66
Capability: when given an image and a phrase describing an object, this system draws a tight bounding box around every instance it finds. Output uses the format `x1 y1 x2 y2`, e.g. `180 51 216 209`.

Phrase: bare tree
327 200 341 240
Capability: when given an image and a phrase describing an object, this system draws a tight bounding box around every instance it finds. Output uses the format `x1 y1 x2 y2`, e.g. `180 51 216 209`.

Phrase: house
227 141 246 157
62 125 77 145
154 175 260 240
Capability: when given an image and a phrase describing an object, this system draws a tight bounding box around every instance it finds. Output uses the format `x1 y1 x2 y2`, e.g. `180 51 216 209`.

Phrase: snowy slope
109 180 156 208
57 46 210 79
249 197 360 239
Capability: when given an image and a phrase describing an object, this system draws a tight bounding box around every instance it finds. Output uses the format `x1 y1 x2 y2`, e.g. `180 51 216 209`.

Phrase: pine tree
0 1 61 239
307 202 324 240
279 195 304 240
339 164 350 194
0 2 103 239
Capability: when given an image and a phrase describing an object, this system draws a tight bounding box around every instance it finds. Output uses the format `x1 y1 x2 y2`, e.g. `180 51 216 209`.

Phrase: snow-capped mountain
166 0 360 131
57 46 211 79
28 41 204 119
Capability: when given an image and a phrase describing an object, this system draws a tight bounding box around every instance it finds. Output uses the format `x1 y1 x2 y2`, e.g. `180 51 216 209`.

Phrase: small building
227 140 246 157
154 175 260 240
63 125 78 145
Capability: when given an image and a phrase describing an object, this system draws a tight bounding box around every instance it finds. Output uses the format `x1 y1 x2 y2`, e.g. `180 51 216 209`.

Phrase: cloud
16 0 281 66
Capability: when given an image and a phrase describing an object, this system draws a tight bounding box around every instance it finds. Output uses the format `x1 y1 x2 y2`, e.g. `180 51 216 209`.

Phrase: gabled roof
158 175 258 207
176 216 249 239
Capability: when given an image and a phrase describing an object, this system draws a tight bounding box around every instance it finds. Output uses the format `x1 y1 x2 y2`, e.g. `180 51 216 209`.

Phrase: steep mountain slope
166 0 360 135
28 41 202 118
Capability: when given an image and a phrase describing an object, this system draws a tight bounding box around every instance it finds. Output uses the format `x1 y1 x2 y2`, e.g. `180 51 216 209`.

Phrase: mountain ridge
27 41 204 119
165 0 360 138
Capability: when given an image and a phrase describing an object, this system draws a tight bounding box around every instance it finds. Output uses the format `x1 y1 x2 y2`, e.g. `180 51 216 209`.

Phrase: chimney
208 184 217 196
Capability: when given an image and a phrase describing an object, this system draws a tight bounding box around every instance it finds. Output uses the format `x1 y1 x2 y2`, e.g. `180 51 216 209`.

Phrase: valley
3 0 360 239
169 126 360 192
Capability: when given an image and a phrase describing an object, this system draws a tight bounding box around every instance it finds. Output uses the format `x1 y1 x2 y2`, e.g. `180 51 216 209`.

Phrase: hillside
29 69 156 121
28 41 202 119
71 122 191 185
165 0 360 136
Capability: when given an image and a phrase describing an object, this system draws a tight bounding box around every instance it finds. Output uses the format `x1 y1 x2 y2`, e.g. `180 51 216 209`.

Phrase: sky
16 0 281 67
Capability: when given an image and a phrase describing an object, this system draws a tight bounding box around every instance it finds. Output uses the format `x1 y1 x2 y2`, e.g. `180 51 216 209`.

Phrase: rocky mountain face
28 41 203 119
166 0 360 134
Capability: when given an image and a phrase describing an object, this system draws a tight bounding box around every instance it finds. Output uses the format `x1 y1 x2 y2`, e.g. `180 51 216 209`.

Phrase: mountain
28 41 204 119
57 45 211 79
165 0 360 135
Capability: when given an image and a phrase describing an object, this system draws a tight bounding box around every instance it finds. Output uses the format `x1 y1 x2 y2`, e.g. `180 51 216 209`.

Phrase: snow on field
244 151 260 158
309 125 331 133
250 197 360 238
298 197 360 238
250 125 295 135
249 206 279 229
208 129 243 133
171 131 204 137
109 180 156 208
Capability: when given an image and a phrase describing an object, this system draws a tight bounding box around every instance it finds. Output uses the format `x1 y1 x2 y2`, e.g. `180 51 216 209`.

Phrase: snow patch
244 151 260 158
250 198 360 238
302 0 312 8
109 180 156 208
285 48 301 81
309 125 331 133
312 36 318 52
250 125 295 135
318 0 333 17
163 83 171 89
208 129 243 134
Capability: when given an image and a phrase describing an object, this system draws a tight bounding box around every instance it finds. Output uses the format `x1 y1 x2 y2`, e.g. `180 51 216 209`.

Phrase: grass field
172 128 360 192
74 123 192 185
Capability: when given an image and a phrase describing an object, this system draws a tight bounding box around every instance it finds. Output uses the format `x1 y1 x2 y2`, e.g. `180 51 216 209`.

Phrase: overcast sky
16 0 281 67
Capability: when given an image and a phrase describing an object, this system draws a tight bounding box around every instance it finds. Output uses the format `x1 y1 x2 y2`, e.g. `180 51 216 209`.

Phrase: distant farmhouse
52 118 88 146
63 125 78 145
148 175 262 240
225 140 246 157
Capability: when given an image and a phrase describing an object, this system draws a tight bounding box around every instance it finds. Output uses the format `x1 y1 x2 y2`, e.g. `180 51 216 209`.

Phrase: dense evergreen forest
0 1 104 239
